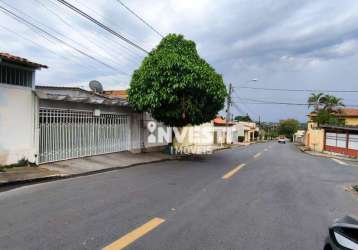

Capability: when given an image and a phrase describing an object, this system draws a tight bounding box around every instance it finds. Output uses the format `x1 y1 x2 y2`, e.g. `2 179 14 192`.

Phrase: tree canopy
128 34 227 127
234 114 252 122
278 119 299 139
307 93 345 125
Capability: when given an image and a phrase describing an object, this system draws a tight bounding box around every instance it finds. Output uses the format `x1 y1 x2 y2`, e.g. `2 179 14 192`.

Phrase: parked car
324 215 358 250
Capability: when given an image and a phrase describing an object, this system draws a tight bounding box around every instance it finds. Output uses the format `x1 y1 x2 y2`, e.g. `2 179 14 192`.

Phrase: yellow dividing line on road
102 217 165 250
222 164 246 179
253 152 262 158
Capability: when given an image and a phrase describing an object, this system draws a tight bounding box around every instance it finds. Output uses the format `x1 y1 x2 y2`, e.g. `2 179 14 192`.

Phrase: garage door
39 108 130 164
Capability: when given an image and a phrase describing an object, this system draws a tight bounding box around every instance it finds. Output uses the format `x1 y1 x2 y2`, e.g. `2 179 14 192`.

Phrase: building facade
0 53 167 166
305 109 358 157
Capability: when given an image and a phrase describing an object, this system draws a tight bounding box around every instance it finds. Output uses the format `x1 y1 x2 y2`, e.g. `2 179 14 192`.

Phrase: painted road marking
222 164 246 179
332 158 349 166
102 217 165 250
254 152 262 158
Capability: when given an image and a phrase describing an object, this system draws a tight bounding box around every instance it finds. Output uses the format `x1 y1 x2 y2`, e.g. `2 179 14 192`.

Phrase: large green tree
278 119 299 139
128 34 227 127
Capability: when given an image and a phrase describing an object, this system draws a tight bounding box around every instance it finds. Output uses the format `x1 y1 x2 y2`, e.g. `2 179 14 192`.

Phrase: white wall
0 84 37 165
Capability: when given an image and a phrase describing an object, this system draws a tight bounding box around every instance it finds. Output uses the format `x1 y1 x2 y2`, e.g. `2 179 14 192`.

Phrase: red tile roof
213 116 234 126
337 108 358 117
103 90 128 99
309 108 358 118
0 52 48 69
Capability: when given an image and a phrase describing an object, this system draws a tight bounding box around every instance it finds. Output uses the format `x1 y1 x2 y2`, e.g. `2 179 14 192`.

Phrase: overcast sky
1 0 358 122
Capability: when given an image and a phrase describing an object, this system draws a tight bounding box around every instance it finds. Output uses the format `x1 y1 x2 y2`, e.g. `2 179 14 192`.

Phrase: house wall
0 84 37 165
305 122 324 152
344 117 358 126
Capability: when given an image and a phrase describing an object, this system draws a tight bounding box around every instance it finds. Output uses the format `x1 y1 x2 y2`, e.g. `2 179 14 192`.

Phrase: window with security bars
0 63 34 87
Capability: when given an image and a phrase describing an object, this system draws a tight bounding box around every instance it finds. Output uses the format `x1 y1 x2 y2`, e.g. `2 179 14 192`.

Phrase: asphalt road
0 142 357 250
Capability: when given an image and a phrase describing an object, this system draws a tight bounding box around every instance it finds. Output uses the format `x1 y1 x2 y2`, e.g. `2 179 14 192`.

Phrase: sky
1 0 358 122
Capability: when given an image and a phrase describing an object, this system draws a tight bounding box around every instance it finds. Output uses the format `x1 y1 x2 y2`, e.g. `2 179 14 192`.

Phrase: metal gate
39 108 130 164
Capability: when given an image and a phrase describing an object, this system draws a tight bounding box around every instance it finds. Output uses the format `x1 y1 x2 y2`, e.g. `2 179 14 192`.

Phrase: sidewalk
296 144 358 162
0 151 176 186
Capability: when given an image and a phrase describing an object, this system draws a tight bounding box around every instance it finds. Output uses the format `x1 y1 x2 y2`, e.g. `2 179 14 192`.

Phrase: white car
278 138 286 144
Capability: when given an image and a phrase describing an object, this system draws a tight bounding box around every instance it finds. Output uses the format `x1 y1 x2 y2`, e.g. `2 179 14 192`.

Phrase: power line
50 0 144 60
56 0 150 54
33 0 139 66
237 86 358 93
0 5 124 73
232 95 358 107
115 0 164 38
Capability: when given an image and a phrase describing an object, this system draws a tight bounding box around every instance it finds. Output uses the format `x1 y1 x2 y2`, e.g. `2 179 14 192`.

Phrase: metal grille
39 108 130 164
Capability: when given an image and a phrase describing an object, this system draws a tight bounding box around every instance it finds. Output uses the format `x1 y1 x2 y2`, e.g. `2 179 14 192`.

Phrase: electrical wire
236 86 358 93
0 5 125 73
114 0 164 38
33 0 140 67
56 0 150 54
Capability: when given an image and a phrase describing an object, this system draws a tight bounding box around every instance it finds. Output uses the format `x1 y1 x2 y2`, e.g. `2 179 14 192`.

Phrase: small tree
278 119 299 140
128 34 227 127
308 93 324 112
320 94 345 112
316 109 345 126
234 114 252 122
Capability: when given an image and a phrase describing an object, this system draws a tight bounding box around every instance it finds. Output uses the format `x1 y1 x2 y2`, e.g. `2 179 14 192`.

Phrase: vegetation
234 114 252 122
0 158 34 172
353 184 358 192
307 92 324 112
278 119 299 140
307 93 345 126
128 34 227 127
260 122 279 139
315 109 345 126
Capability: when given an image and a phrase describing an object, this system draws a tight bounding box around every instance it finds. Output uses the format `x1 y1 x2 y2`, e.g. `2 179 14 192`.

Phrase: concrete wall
305 122 324 152
345 117 358 126
0 84 37 165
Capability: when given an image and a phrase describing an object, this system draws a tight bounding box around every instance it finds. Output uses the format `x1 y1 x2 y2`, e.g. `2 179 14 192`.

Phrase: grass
0 158 36 172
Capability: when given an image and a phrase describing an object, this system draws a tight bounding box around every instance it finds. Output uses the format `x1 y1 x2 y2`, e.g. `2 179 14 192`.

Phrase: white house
0 52 167 165
0 52 47 165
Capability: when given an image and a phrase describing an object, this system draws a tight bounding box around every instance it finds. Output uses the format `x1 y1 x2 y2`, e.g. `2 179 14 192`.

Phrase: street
0 142 357 250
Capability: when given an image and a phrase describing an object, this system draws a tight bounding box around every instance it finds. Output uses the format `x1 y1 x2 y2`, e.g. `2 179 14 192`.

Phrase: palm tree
321 94 345 112
307 92 324 111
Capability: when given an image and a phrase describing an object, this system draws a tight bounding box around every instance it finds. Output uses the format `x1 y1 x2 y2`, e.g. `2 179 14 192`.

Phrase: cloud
1 0 358 121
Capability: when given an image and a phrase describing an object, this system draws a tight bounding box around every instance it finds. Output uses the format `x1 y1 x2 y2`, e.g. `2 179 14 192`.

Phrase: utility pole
226 83 233 123
225 83 233 144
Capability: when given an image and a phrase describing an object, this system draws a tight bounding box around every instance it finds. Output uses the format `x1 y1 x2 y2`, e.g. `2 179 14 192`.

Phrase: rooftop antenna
89 80 103 93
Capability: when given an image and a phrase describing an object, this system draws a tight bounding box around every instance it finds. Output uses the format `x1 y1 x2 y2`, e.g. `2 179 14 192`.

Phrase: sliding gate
39 108 130 164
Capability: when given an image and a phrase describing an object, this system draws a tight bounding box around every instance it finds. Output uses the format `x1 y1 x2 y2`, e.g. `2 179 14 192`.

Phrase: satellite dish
89 80 103 93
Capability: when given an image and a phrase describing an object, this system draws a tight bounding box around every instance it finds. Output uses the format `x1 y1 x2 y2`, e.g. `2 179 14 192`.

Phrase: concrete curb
0 157 179 191
296 145 358 162
0 145 249 191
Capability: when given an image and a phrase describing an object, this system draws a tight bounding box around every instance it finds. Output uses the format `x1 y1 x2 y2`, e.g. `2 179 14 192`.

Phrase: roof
35 85 128 106
309 108 358 118
320 124 358 132
0 52 48 69
213 116 234 126
103 90 128 99
337 108 358 117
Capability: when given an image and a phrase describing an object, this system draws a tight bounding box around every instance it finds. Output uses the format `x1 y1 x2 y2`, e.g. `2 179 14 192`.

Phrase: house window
0 63 34 87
